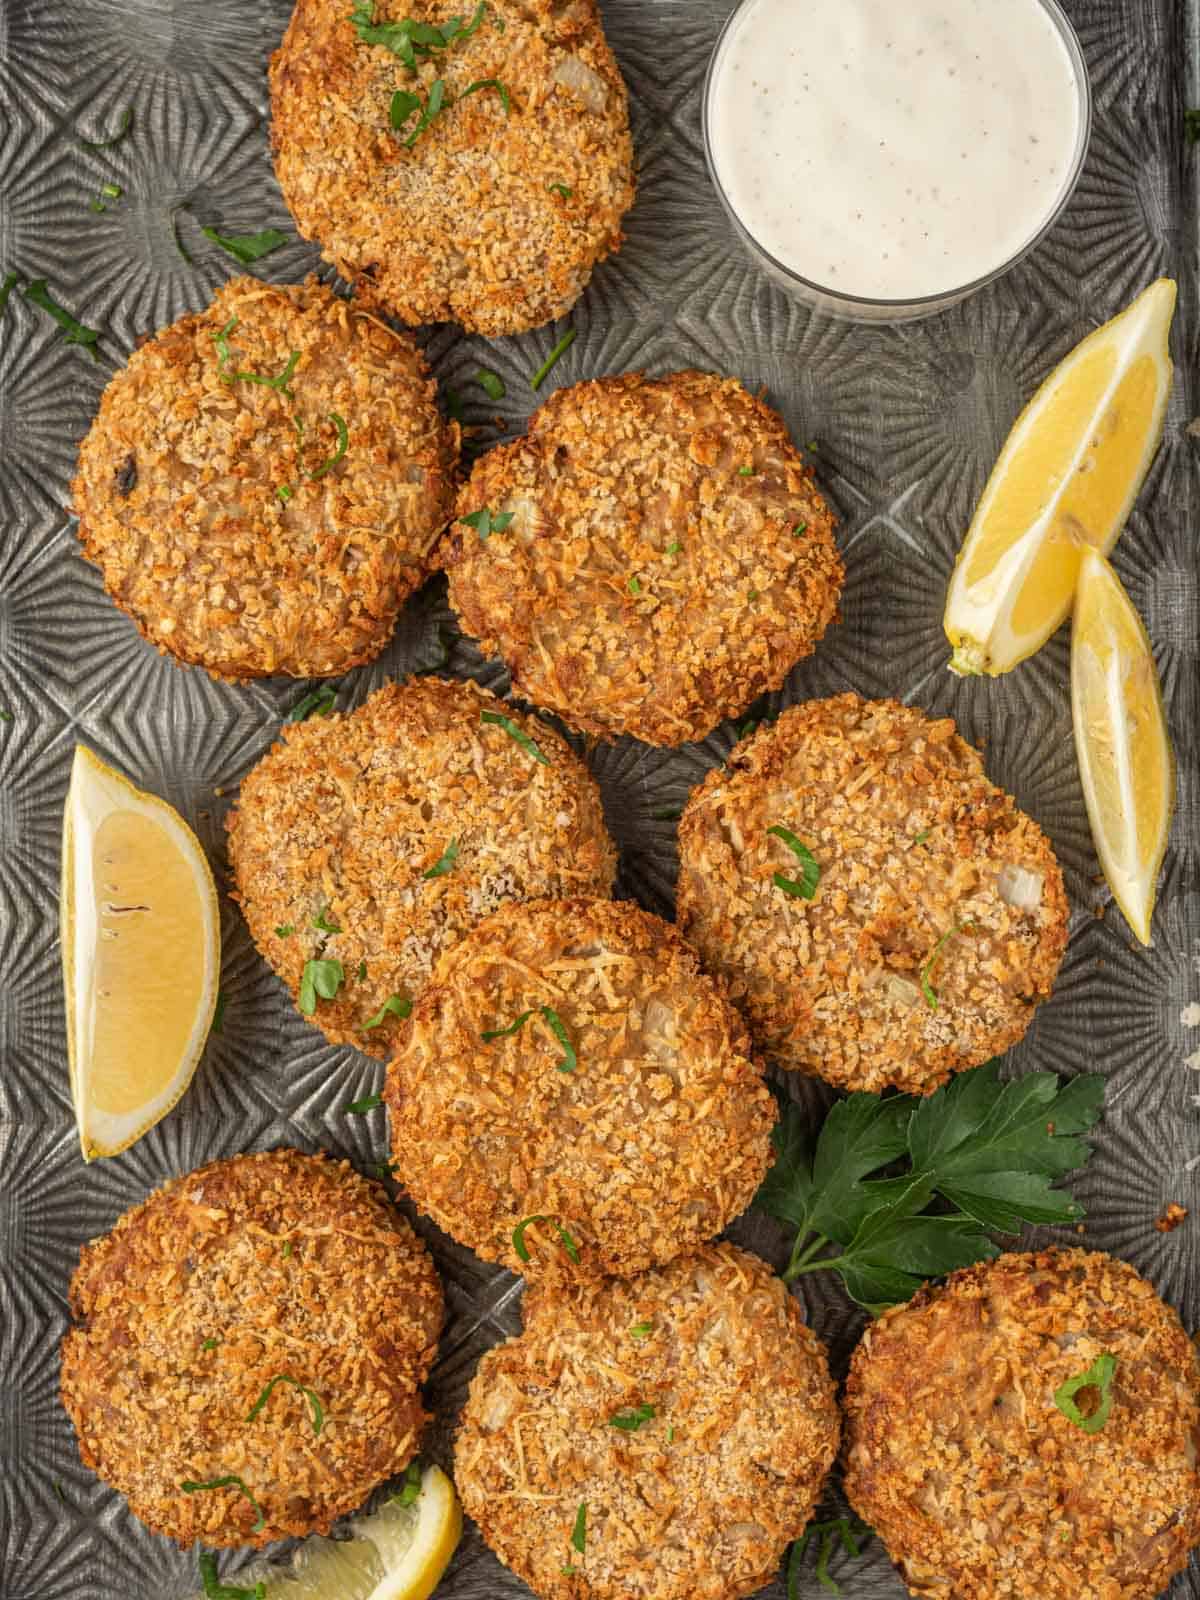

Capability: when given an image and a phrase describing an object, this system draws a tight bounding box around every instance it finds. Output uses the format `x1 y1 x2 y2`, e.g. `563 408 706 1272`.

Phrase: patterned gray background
1 0 1199 1595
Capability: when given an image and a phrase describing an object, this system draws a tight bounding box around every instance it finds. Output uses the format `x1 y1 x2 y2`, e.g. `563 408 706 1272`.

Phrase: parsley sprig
480 709 550 765
299 958 344 1015
23 280 101 360
756 1061 1104 1313
362 993 413 1030
198 1553 265 1600
512 1214 581 1265
181 1475 265 1533
202 227 289 265
246 1375 324 1436
786 1516 872 1597
482 1004 576 1071
767 824 819 900
350 1 487 69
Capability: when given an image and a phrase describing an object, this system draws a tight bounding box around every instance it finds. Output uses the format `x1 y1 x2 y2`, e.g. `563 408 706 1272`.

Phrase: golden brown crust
269 0 634 336
843 1248 1200 1600
456 1243 840 1600
71 275 458 679
385 897 776 1277
227 677 617 1055
440 371 843 745
676 694 1069 1095
59 1149 443 1548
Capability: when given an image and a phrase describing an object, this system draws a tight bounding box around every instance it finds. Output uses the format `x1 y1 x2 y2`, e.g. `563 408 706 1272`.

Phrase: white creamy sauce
708 0 1082 300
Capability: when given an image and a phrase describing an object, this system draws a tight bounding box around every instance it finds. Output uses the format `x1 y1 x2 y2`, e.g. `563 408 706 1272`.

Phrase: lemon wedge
61 745 220 1160
191 1465 463 1600
1071 551 1174 945
945 278 1176 677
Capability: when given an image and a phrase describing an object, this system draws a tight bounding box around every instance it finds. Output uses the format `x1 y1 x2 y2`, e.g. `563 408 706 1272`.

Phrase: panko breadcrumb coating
269 0 634 336
843 1248 1200 1600
71 275 458 679
456 1243 840 1600
227 677 616 1056
385 897 775 1277
440 371 843 745
59 1149 443 1548
677 694 1068 1095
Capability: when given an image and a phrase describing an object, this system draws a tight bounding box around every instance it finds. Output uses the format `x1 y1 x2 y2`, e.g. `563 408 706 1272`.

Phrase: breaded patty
843 1248 1200 1600
456 1243 839 1600
71 275 458 679
440 371 843 745
228 677 616 1055
59 1149 443 1548
385 897 776 1278
676 694 1068 1095
269 0 634 336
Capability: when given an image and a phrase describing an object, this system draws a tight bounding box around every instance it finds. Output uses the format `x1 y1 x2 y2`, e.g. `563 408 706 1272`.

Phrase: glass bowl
701 0 1093 324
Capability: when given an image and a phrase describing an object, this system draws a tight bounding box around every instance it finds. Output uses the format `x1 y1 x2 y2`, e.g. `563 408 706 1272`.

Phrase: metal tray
2 0 1198 1595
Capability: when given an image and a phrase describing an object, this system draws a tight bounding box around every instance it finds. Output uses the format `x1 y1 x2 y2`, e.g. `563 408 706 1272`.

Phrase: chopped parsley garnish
275 924 295 938
346 1092 383 1114
170 207 193 262
287 686 337 722
23 280 100 360
0 271 19 316
480 709 551 765
792 520 808 536
393 78 446 146
737 465 754 476
212 316 238 378
312 907 340 934
630 1321 653 1339
512 1214 581 1265
738 719 759 740
651 805 682 821
210 991 226 1035
423 837 460 878
665 540 682 555
101 182 123 199
201 226 289 265
392 1461 422 1507
0 710 13 723
390 88 422 129
181 1476 265 1533
767 824 820 900
77 106 133 149
276 485 293 504
202 1337 219 1351
1054 1352 1117 1433
350 0 487 68
282 1240 293 1258
299 958 344 1015
610 1402 655 1431
666 1425 675 1444
357 961 367 981
363 993 414 1030
911 828 931 848
371 1159 400 1178
1187 109 1200 144
198 1552 266 1600
530 327 576 390
231 348 301 399
561 1567 577 1579
475 367 505 401
571 1501 587 1554
787 1516 872 1598
755 1059 1104 1313
628 575 642 596
548 182 573 198
246 1374 324 1436
319 410 350 480
920 923 970 1011
460 505 514 540
482 1005 576 1070
461 77 510 114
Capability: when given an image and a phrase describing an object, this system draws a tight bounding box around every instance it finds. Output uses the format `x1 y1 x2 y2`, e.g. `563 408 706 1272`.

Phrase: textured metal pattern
1 0 1198 1596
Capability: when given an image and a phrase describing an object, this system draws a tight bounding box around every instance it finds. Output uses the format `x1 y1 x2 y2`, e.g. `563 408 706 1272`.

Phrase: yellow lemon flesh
1071 551 1174 946
945 278 1176 676
61 745 219 1160
192 1465 464 1600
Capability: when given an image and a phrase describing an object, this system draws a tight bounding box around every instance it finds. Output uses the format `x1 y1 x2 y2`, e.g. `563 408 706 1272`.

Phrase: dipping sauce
706 0 1085 303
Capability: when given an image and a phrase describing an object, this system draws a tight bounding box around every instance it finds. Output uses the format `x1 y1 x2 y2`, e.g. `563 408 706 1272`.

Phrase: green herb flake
357 960 367 981
920 923 970 1011
571 1501 587 1555
561 1566 577 1579
276 484 293 504
201 226 289 265
350 1 486 67
299 958 345 1015
90 198 106 214
480 709 551 766
482 1008 536 1043
460 505 515 540
630 1321 653 1339
767 824 820 901
170 207 193 263
100 182 123 199
666 1425 676 1443
230 348 301 398
346 1092 383 1114
423 837 460 879
787 1517 872 1598
198 1552 266 1600
530 327 577 390
246 1374 324 1436
475 367 506 401
393 1461 422 1507
609 1402 655 1431
628 575 642 596
911 828 931 848
212 316 238 378
181 1476 265 1534
275 924 295 939
303 411 350 481
202 1337 219 1351
548 182 573 198
22 280 101 360
651 805 682 821
312 907 341 934
282 1240 293 1258
756 1058 1104 1313
210 990 226 1035
665 540 682 555
1054 1352 1117 1433
390 88 422 129
401 78 446 147
512 1214 581 1265
461 77 511 115
77 106 133 149
792 521 808 536
362 993 414 1030
287 686 337 722
541 1006 577 1072
737 465 754 476
0 272 20 316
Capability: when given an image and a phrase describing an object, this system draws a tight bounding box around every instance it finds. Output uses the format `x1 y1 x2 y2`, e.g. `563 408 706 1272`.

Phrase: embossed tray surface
2 1 1199 1596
